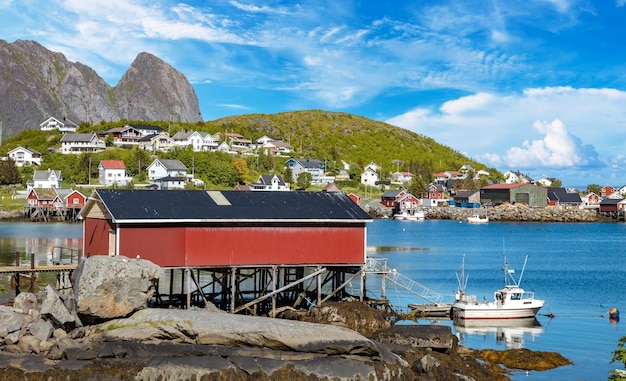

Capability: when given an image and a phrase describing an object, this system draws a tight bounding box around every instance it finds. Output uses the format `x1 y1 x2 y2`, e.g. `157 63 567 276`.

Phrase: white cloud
499 119 598 168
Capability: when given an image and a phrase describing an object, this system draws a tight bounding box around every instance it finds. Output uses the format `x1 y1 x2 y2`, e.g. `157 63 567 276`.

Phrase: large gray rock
95 309 384 357
0 305 32 334
72 255 160 320
28 321 54 342
13 292 37 314
40 285 80 330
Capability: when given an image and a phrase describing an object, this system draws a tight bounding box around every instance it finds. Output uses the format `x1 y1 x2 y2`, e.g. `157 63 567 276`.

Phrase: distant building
360 162 380 187
7 146 42 166
284 158 324 183
99 160 132 186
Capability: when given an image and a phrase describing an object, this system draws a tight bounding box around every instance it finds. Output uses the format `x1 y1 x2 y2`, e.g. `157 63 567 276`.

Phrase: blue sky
2 0 626 187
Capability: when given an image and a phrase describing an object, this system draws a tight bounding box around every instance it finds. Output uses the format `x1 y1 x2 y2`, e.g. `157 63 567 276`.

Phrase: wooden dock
0 264 77 274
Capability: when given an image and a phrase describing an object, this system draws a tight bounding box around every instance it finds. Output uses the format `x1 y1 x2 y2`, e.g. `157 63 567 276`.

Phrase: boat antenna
518 255 528 286
456 255 469 294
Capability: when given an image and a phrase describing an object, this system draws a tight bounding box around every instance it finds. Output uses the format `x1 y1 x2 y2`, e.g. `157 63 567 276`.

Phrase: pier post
230 267 237 313
14 251 20 296
29 253 35 293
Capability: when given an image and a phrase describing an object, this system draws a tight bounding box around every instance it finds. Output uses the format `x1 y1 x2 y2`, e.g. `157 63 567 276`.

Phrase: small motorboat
467 213 489 224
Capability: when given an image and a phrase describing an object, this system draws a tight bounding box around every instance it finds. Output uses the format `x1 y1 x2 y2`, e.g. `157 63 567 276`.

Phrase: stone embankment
425 203 605 222
368 202 609 222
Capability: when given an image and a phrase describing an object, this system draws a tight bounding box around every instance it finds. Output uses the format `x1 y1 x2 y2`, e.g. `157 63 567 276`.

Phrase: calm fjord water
367 219 626 381
1 220 624 380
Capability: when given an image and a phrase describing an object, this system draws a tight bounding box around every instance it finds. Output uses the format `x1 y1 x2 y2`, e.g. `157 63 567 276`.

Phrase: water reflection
454 317 544 349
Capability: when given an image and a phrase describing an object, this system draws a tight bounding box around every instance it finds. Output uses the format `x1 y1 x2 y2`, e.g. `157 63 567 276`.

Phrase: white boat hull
452 303 543 320
467 216 488 224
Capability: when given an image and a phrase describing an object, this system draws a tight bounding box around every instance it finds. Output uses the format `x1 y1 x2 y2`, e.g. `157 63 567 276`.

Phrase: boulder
373 325 458 353
72 255 160 321
0 305 32 334
13 292 37 314
39 284 80 330
28 321 54 342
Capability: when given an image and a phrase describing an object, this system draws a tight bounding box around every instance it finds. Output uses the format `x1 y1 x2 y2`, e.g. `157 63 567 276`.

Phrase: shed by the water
79 189 372 268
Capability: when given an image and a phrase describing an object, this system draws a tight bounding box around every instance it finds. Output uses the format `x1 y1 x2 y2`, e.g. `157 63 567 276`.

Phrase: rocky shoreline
0 255 572 380
369 202 611 222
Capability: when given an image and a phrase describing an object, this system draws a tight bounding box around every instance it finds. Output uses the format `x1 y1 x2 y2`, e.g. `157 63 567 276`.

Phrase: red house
79 189 372 267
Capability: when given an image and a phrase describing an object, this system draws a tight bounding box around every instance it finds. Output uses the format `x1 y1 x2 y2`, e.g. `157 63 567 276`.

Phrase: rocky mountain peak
0 40 202 137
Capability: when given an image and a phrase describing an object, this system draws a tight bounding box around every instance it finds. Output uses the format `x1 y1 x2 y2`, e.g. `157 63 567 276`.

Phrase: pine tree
0 158 22 185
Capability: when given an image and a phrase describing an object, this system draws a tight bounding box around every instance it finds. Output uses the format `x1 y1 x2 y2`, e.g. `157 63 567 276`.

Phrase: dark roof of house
381 190 404 198
600 198 622 205
454 190 477 199
89 189 372 223
60 133 97 142
259 175 286 185
547 188 582 203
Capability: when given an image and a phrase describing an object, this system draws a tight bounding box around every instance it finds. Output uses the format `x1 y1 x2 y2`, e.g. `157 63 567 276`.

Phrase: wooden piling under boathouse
79 189 375 315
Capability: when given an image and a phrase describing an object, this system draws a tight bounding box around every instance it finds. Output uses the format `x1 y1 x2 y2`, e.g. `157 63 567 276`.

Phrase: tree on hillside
409 175 430 198
0 158 21 185
551 178 563 187
296 172 312 190
587 184 601 195
233 157 249 184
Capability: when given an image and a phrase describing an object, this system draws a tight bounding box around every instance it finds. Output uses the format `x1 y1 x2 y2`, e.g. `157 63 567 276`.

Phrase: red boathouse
80 189 374 313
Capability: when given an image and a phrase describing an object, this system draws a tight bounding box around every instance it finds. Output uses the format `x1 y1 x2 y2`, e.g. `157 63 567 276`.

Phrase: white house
98 160 132 186
60 132 105 154
153 176 186 190
147 159 188 181
538 176 557 187
171 131 219 151
249 175 289 191
263 140 293 155
360 162 381 187
30 169 62 189
126 124 163 136
39 117 78 133
7 146 42 166
504 170 533 184
284 158 324 183
391 171 414 183
138 133 176 152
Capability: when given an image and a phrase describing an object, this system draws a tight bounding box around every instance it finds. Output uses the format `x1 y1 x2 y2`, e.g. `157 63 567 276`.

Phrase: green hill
207 110 499 178
0 110 500 193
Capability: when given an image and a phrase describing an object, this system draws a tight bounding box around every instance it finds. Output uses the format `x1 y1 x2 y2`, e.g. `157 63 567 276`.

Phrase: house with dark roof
60 132 106 154
454 190 480 205
146 159 188 181
249 174 289 191
29 169 62 189
39 116 78 133
380 189 406 208
284 158 324 183
7 146 42 166
547 187 582 207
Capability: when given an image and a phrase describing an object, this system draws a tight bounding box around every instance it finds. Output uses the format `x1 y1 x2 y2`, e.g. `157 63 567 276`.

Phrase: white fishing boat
452 255 544 320
467 213 488 224
393 210 424 221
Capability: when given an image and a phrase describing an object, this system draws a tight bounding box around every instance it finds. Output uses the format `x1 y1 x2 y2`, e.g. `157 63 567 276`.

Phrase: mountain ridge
0 40 202 136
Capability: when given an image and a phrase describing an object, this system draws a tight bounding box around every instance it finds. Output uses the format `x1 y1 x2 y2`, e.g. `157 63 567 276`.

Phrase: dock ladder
365 257 446 305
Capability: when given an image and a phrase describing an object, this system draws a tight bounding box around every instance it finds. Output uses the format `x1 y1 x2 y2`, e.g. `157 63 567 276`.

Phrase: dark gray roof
156 159 187 171
90 189 372 223
381 190 403 198
547 188 582 203
60 133 97 142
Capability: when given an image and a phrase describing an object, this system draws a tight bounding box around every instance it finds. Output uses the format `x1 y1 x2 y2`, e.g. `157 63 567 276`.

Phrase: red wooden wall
85 222 367 267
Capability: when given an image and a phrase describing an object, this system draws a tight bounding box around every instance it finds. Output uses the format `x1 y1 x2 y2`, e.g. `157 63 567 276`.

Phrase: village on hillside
1 116 623 221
